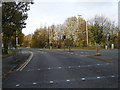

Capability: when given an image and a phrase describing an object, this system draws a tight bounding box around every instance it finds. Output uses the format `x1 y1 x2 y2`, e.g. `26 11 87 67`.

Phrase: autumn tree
2 2 33 54
23 34 32 47
31 27 48 48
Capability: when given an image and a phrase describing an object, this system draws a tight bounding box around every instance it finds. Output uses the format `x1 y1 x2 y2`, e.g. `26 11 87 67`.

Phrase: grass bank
2 49 19 58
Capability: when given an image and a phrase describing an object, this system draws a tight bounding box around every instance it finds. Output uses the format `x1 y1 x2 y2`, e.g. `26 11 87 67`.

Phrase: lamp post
78 15 89 47
15 31 18 49
47 27 50 49
86 21 88 47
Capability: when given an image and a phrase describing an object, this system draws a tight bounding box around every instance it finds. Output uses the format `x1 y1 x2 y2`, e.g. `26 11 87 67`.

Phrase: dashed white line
97 64 100 66
48 68 51 70
88 65 91 67
111 75 115 77
25 63 110 72
49 81 54 84
97 76 101 79
68 66 71 68
16 84 20 87
33 82 37 85
66 80 70 82
14 74 118 87
81 78 86 81
58 67 62 69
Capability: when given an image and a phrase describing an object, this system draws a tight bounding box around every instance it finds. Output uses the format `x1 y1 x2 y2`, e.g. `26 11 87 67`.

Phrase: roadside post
111 44 114 49
105 45 108 49
63 35 66 51
96 45 101 56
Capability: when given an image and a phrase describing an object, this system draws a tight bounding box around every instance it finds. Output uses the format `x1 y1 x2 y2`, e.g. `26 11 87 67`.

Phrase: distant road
3 48 118 88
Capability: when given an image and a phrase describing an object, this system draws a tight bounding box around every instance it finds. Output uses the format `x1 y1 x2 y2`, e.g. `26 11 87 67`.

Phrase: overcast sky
22 0 119 35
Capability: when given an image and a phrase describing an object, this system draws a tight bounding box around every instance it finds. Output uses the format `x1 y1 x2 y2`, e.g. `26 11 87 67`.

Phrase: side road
2 50 31 79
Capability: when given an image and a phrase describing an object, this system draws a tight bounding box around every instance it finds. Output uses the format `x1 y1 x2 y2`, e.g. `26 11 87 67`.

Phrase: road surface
3 48 118 88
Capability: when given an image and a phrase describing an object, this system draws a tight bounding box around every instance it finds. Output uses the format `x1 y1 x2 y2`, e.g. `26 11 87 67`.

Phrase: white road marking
106 63 110 65
16 84 20 87
97 64 100 66
33 82 37 85
25 63 110 72
48 68 51 70
66 80 70 82
37 69 40 70
15 75 118 86
111 75 115 77
68 66 71 68
49 81 54 84
97 76 101 79
16 51 33 71
88 65 91 67
81 78 85 81
58 67 62 69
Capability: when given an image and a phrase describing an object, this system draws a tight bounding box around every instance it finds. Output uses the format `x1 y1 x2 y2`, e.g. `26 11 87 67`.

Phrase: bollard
105 45 108 49
95 46 101 56
111 44 114 49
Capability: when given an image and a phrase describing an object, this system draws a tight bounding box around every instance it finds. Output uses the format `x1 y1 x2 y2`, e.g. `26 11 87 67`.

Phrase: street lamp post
48 27 50 49
86 21 88 47
15 31 18 49
78 15 89 47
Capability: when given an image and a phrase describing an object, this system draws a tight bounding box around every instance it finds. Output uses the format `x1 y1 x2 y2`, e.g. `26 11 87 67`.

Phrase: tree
75 17 86 47
2 2 33 54
18 32 25 46
31 27 48 48
23 34 32 47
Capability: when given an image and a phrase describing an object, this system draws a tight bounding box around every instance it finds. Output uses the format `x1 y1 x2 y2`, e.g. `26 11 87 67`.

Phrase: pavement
3 48 119 88
2 50 30 79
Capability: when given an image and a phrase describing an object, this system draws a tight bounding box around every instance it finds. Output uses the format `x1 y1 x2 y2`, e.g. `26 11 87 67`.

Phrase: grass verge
2 49 19 58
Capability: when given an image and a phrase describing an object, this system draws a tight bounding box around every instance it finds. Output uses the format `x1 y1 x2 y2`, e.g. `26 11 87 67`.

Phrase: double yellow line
16 51 33 71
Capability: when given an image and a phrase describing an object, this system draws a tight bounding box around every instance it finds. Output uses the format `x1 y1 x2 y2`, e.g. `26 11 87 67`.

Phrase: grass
8 49 18 54
45 46 97 49
2 49 19 58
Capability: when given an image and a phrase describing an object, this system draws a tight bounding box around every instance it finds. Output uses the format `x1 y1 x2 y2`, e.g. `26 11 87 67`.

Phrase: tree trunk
3 40 8 54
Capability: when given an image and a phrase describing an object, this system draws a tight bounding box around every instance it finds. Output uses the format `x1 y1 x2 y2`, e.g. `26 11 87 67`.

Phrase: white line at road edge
16 51 33 71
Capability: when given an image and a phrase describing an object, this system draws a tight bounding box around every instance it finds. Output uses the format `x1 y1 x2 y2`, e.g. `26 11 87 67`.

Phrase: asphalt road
3 48 118 88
